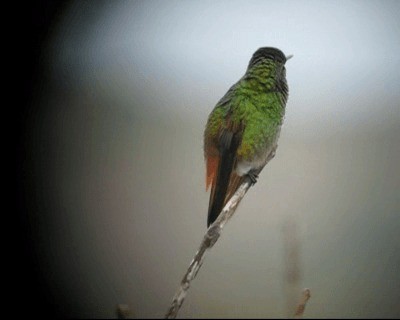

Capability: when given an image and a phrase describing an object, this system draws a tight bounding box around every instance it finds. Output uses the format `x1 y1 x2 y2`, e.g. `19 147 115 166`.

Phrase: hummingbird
204 47 290 227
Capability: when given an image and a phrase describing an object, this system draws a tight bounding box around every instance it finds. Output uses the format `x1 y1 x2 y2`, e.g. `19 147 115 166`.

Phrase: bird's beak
286 54 294 61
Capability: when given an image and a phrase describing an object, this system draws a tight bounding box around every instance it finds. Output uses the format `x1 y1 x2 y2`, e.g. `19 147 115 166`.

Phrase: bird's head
248 47 292 69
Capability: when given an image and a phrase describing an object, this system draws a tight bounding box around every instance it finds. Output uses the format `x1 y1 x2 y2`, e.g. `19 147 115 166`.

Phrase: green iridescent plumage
205 58 287 160
204 47 289 227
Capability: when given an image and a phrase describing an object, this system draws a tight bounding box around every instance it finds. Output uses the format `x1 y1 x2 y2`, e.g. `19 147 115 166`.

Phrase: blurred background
17 0 399 318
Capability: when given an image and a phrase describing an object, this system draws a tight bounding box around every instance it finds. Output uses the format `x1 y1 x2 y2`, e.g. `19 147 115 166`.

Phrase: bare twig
164 177 253 319
294 288 311 318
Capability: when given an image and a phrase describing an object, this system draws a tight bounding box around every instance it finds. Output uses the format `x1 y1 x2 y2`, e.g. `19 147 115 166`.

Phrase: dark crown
248 47 286 67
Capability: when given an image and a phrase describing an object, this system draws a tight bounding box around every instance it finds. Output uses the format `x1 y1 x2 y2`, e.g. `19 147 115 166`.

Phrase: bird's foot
247 172 259 185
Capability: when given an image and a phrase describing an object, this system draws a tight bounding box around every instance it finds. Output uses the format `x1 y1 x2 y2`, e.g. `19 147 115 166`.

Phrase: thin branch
164 177 253 319
294 288 311 318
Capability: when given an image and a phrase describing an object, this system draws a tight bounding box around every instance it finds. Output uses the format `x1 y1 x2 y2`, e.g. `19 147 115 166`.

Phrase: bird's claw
247 172 259 185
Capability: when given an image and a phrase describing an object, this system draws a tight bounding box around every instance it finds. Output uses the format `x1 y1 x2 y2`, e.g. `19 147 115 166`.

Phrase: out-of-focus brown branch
164 176 254 319
116 304 133 319
294 288 311 318
282 218 302 317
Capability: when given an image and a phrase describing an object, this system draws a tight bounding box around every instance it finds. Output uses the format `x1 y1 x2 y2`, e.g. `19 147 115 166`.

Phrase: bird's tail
207 156 244 227
207 129 242 227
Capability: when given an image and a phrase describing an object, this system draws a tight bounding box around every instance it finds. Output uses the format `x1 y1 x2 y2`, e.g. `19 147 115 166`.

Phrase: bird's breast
235 124 282 176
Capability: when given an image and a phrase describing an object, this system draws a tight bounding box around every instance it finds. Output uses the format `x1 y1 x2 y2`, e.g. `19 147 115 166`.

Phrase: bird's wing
206 116 244 227
205 81 247 227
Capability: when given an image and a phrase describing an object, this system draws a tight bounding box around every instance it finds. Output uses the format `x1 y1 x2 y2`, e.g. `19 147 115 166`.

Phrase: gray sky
51 0 400 137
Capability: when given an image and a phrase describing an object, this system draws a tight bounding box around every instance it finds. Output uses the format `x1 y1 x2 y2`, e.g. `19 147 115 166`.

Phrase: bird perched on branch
204 47 291 227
